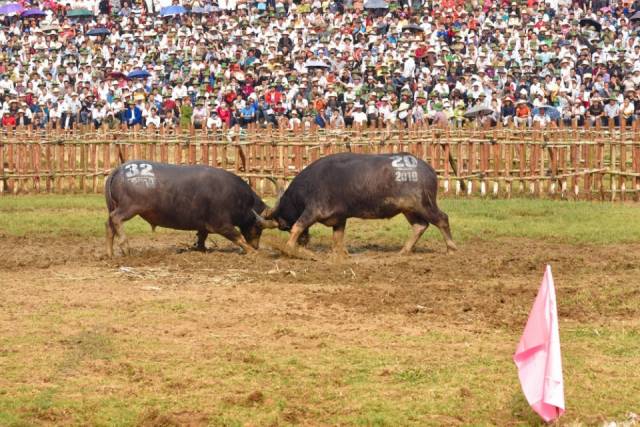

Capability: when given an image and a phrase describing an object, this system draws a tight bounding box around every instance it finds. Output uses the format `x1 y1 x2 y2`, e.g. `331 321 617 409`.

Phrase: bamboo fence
2 118 640 201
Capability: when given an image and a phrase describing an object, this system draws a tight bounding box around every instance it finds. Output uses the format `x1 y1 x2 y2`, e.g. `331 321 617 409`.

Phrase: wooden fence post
32 135 40 193
584 119 592 200
504 123 512 199
608 118 616 201
491 122 501 197
56 137 64 193
467 132 475 196
618 118 626 202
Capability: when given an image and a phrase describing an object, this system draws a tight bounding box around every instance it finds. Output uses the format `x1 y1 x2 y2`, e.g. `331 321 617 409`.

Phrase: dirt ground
1 230 639 425
2 232 638 328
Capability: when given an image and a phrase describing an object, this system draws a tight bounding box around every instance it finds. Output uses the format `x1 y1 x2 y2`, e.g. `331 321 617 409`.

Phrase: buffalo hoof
241 247 257 255
446 243 458 254
177 245 206 254
328 250 350 264
283 244 317 261
331 249 350 259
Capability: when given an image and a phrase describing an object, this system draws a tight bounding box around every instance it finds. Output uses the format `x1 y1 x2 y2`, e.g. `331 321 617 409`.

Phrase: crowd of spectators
1 0 640 132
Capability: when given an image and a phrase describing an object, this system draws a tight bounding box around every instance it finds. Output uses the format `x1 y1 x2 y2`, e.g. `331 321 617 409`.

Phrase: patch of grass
2 195 640 245
394 367 431 384
305 198 640 246
1 303 638 426
0 194 153 237
440 198 640 244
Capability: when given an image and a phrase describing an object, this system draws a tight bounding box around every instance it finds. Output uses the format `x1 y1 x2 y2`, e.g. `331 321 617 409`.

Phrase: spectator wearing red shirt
24 91 34 107
264 86 283 105
163 98 177 111
242 82 255 98
216 103 232 127
162 98 178 118
224 90 237 105
2 111 16 128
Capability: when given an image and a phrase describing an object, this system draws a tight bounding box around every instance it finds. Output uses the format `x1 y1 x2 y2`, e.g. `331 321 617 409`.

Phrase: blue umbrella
127 69 151 79
86 27 110 36
21 8 46 17
0 3 24 16
159 5 187 16
533 105 561 120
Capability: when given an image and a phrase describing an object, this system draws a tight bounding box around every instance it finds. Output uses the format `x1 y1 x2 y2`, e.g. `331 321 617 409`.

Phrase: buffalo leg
106 218 116 258
298 228 311 247
107 207 138 256
213 226 255 254
400 213 429 255
286 223 305 249
332 220 348 256
193 230 208 251
285 215 317 259
428 209 457 253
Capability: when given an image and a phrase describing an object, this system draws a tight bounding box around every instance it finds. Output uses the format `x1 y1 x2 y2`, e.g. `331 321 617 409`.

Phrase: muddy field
2 231 639 326
1 224 639 425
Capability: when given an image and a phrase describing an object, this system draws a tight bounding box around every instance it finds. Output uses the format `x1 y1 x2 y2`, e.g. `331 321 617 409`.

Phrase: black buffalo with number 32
255 152 457 257
104 160 269 257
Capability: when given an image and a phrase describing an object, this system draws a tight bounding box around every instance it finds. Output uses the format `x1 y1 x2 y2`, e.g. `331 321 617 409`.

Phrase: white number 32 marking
125 163 154 178
124 163 156 188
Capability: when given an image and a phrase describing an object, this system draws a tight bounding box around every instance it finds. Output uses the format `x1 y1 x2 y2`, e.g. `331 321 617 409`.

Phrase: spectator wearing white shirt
604 98 621 126
352 103 367 127
92 101 108 129
621 98 635 126
49 101 62 128
533 107 552 129
146 107 161 128
207 110 223 129
64 93 82 115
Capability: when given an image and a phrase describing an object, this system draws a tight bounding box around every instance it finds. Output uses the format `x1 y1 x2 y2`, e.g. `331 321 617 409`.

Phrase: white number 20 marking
391 155 418 168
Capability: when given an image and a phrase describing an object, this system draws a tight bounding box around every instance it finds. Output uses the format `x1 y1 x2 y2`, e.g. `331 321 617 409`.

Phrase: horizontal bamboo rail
2 118 640 202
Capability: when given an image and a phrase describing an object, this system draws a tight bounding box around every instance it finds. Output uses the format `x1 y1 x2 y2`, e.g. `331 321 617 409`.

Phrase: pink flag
514 265 565 422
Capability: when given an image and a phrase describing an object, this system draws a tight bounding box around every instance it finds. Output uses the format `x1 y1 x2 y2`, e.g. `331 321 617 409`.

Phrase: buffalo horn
252 210 278 229
263 176 284 219
265 176 284 198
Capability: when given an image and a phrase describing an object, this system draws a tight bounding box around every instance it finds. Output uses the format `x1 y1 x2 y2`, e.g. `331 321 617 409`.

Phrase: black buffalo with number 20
255 152 457 257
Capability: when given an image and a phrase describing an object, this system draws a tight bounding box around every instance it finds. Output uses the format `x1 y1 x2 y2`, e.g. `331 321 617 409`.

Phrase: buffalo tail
105 168 118 212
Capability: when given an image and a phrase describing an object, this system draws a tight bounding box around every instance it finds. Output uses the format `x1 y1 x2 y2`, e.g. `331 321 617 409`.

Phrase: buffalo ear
253 210 279 229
